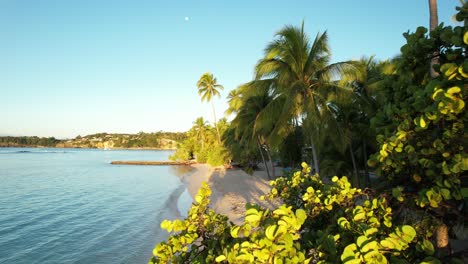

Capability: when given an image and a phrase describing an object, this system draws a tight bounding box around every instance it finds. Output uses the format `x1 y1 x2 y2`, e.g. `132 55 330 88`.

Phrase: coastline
180 163 281 224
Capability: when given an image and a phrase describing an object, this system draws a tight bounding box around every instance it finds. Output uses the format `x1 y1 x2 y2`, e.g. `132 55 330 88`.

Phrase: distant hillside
0 132 186 149
0 136 60 147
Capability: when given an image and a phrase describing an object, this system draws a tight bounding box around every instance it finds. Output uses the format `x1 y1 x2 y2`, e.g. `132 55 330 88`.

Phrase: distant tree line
0 136 61 147
78 132 187 149
0 132 187 148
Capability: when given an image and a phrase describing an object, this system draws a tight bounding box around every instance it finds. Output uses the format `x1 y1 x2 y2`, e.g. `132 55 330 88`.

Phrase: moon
184 16 190 21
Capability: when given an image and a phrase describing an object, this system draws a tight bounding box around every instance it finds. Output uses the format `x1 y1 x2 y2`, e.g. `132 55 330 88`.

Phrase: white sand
183 164 282 224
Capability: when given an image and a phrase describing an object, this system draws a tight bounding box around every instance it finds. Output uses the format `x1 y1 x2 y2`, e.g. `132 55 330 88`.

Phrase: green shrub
195 148 209 163
169 148 191 161
150 163 446 263
207 145 231 166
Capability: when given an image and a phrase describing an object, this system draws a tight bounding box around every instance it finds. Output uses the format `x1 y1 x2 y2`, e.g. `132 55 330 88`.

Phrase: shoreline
179 163 281 224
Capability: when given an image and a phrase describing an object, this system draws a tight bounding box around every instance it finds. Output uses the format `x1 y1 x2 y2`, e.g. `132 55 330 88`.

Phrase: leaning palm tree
230 82 276 179
197 73 224 144
253 23 357 175
225 88 244 115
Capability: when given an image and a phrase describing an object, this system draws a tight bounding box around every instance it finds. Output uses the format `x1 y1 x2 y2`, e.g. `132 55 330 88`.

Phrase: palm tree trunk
349 143 359 187
436 223 450 258
428 0 438 30
265 145 275 179
257 137 271 179
310 138 320 175
211 101 221 144
428 0 439 78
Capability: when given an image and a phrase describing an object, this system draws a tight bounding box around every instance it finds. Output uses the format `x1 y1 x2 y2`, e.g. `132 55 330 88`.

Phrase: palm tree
193 117 208 150
230 82 276 179
197 72 224 144
335 57 391 186
253 23 357 175
225 88 244 115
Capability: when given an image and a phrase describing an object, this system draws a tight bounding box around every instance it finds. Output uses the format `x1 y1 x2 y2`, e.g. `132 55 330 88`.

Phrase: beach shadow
208 167 282 224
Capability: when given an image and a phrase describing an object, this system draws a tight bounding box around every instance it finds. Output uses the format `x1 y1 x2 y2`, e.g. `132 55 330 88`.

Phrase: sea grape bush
151 183 231 263
368 6 468 212
149 163 445 263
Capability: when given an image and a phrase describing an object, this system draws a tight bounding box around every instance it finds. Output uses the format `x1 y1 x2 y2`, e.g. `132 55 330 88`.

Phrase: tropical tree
197 72 224 144
229 81 276 179
193 117 208 150
225 88 244 116
329 57 393 186
253 23 357 175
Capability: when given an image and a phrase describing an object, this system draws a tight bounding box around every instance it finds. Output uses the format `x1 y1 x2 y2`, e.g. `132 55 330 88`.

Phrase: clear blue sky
1 0 461 138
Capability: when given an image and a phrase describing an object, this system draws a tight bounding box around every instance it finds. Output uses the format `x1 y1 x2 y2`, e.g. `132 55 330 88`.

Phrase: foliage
197 72 224 144
368 12 468 211
224 82 277 175
251 24 359 175
171 116 231 166
169 144 192 161
150 163 443 264
0 136 61 147
196 148 209 163
150 183 231 263
197 73 224 103
44 132 187 149
207 145 231 167
278 127 303 168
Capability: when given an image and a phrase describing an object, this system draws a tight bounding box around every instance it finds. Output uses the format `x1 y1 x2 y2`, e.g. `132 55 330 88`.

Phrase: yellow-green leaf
230 226 240 238
447 86 461 94
420 116 427 128
265 225 278 240
195 194 203 204
215 255 226 262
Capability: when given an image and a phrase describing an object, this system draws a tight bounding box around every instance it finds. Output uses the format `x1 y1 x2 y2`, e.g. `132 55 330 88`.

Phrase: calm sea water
0 148 193 264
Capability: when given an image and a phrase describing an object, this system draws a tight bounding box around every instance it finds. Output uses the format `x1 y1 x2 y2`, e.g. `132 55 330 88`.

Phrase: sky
0 0 462 139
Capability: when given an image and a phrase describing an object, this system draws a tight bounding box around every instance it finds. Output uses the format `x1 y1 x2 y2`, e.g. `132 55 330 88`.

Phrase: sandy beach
182 164 282 224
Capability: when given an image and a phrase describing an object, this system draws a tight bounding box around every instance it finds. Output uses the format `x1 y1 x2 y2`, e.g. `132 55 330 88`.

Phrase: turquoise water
0 148 193 264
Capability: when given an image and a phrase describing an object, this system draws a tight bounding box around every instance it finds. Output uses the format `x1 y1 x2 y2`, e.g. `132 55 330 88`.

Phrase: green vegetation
151 3 467 263
0 132 186 149
170 73 230 166
60 132 186 149
170 117 231 166
197 72 225 144
0 136 60 147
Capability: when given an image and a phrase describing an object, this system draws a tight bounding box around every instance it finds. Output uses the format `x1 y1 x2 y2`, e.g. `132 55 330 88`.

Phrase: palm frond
304 31 329 75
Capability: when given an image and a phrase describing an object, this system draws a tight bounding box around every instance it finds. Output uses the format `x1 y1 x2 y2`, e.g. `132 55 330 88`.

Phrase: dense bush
196 149 209 164
207 146 231 167
150 163 455 263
